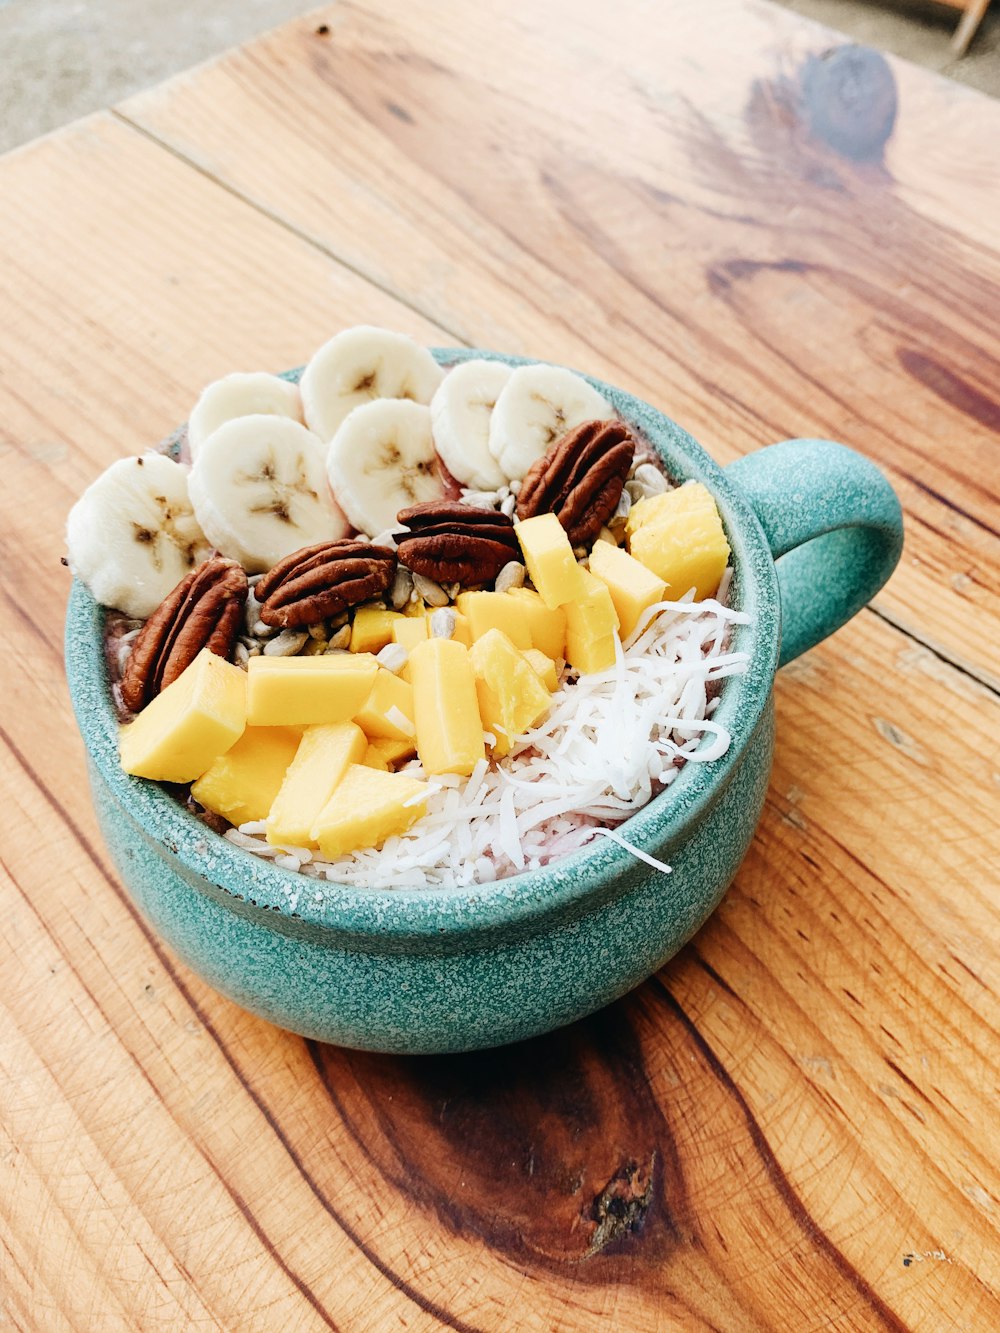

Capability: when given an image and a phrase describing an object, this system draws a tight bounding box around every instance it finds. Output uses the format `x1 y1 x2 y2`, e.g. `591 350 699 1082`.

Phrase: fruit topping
469 629 552 758
326 399 445 536
587 539 667 641
487 363 614 479
513 512 587 610
625 481 731 601
300 325 444 442
188 372 304 457
310 765 428 859
188 415 347 572
430 358 512 489
66 453 210 619
246 654 379 727
409 637 486 777
118 648 247 783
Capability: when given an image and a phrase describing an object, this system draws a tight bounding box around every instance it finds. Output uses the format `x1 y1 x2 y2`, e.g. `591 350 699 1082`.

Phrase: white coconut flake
385 705 416 737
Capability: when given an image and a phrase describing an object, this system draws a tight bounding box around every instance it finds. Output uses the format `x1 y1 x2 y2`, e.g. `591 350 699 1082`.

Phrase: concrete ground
0 0 997 155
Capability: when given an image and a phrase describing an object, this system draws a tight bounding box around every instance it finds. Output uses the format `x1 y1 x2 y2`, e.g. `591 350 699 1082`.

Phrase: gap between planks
108 108 1000 703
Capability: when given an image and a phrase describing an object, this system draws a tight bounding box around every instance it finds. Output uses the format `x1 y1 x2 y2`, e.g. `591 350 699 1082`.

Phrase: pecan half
256 540 396 628
516 419 636 546
395 501 519 585
121 556 248 713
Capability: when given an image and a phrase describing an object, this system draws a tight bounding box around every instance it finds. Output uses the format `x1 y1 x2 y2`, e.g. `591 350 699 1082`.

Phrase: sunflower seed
411 572 449 607
634 462 669 495
263 629 308 656
494 560 525 592
390 566 414 610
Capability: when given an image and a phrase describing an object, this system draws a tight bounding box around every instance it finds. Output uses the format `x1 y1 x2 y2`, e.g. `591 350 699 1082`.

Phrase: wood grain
0 3 998 1329
120 0 1000 687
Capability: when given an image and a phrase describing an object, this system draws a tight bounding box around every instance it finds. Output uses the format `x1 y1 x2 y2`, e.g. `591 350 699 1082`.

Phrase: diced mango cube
392 616 428 650
469 629 552 757
514 513 587 610
505 587 566 661
266 721 367 847
563 568 619 675
588 539 666 640
625 482 730 600
353 669 416 741
350 606 403 653
119 648 246 782
404 596 427 617
522 648 559 692
455 591 531 649
409 637 485 776
367 736 417 767
247 654 378 727
191 726 300 826
363 743 390 771
311 765 427 857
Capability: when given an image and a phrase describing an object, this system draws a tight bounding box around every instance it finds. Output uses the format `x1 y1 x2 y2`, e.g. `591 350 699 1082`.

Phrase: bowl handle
724 438 903 667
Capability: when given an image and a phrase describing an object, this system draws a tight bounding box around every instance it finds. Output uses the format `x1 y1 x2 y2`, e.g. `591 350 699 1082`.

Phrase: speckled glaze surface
64 350 903 1052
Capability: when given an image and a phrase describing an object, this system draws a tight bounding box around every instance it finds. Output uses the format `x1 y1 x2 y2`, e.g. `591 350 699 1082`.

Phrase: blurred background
0 0 997 155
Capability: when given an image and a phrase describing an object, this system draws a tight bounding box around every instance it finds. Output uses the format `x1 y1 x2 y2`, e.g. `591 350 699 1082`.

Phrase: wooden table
1 2 998 1328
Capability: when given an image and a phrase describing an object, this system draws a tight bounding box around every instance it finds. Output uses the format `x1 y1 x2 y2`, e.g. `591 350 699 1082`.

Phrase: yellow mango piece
353 668 416 741
266 721 367 848
367 736 417 767
588 538 667 640
404 597 427 617
191 726 300 827
311 765 427 857
409 637 485 776
625 482 730 600
246 653 378 727
514 513 587 610
119 648 247 783
455 591 531 649
469 629 552 757
505 587 566 660
392 616 429 650
522 648 559 692
350 606 403 654
363 743 390 771
564 568 619 675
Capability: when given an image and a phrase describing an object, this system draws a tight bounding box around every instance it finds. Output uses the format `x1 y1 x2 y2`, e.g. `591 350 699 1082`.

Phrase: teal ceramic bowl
65 350 903 1053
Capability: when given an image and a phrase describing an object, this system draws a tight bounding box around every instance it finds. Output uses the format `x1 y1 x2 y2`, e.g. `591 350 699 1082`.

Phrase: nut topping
255 540 397 628
121 556 248 713
395 500 520 585
516 419 636 547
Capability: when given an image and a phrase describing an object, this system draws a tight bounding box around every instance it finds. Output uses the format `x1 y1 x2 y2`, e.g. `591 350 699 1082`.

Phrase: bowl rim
65 349 780 942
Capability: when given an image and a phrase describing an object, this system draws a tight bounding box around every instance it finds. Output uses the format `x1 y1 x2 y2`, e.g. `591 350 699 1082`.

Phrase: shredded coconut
223 590 751 893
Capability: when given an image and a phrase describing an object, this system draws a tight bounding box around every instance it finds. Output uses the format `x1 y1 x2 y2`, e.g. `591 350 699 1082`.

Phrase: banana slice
488 364 614 480
327 400 445 536
66 454 210 617
430 359 511 489
300 326 444 442
187 372 303 457
189 415 348 572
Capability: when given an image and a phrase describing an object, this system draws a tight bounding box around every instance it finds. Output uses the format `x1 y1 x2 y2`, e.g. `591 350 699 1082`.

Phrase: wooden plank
0 50 996 1333
119 0 1000 686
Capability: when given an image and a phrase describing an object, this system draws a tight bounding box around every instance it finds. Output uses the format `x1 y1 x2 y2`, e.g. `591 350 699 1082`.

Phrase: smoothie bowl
64 331 903 1052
